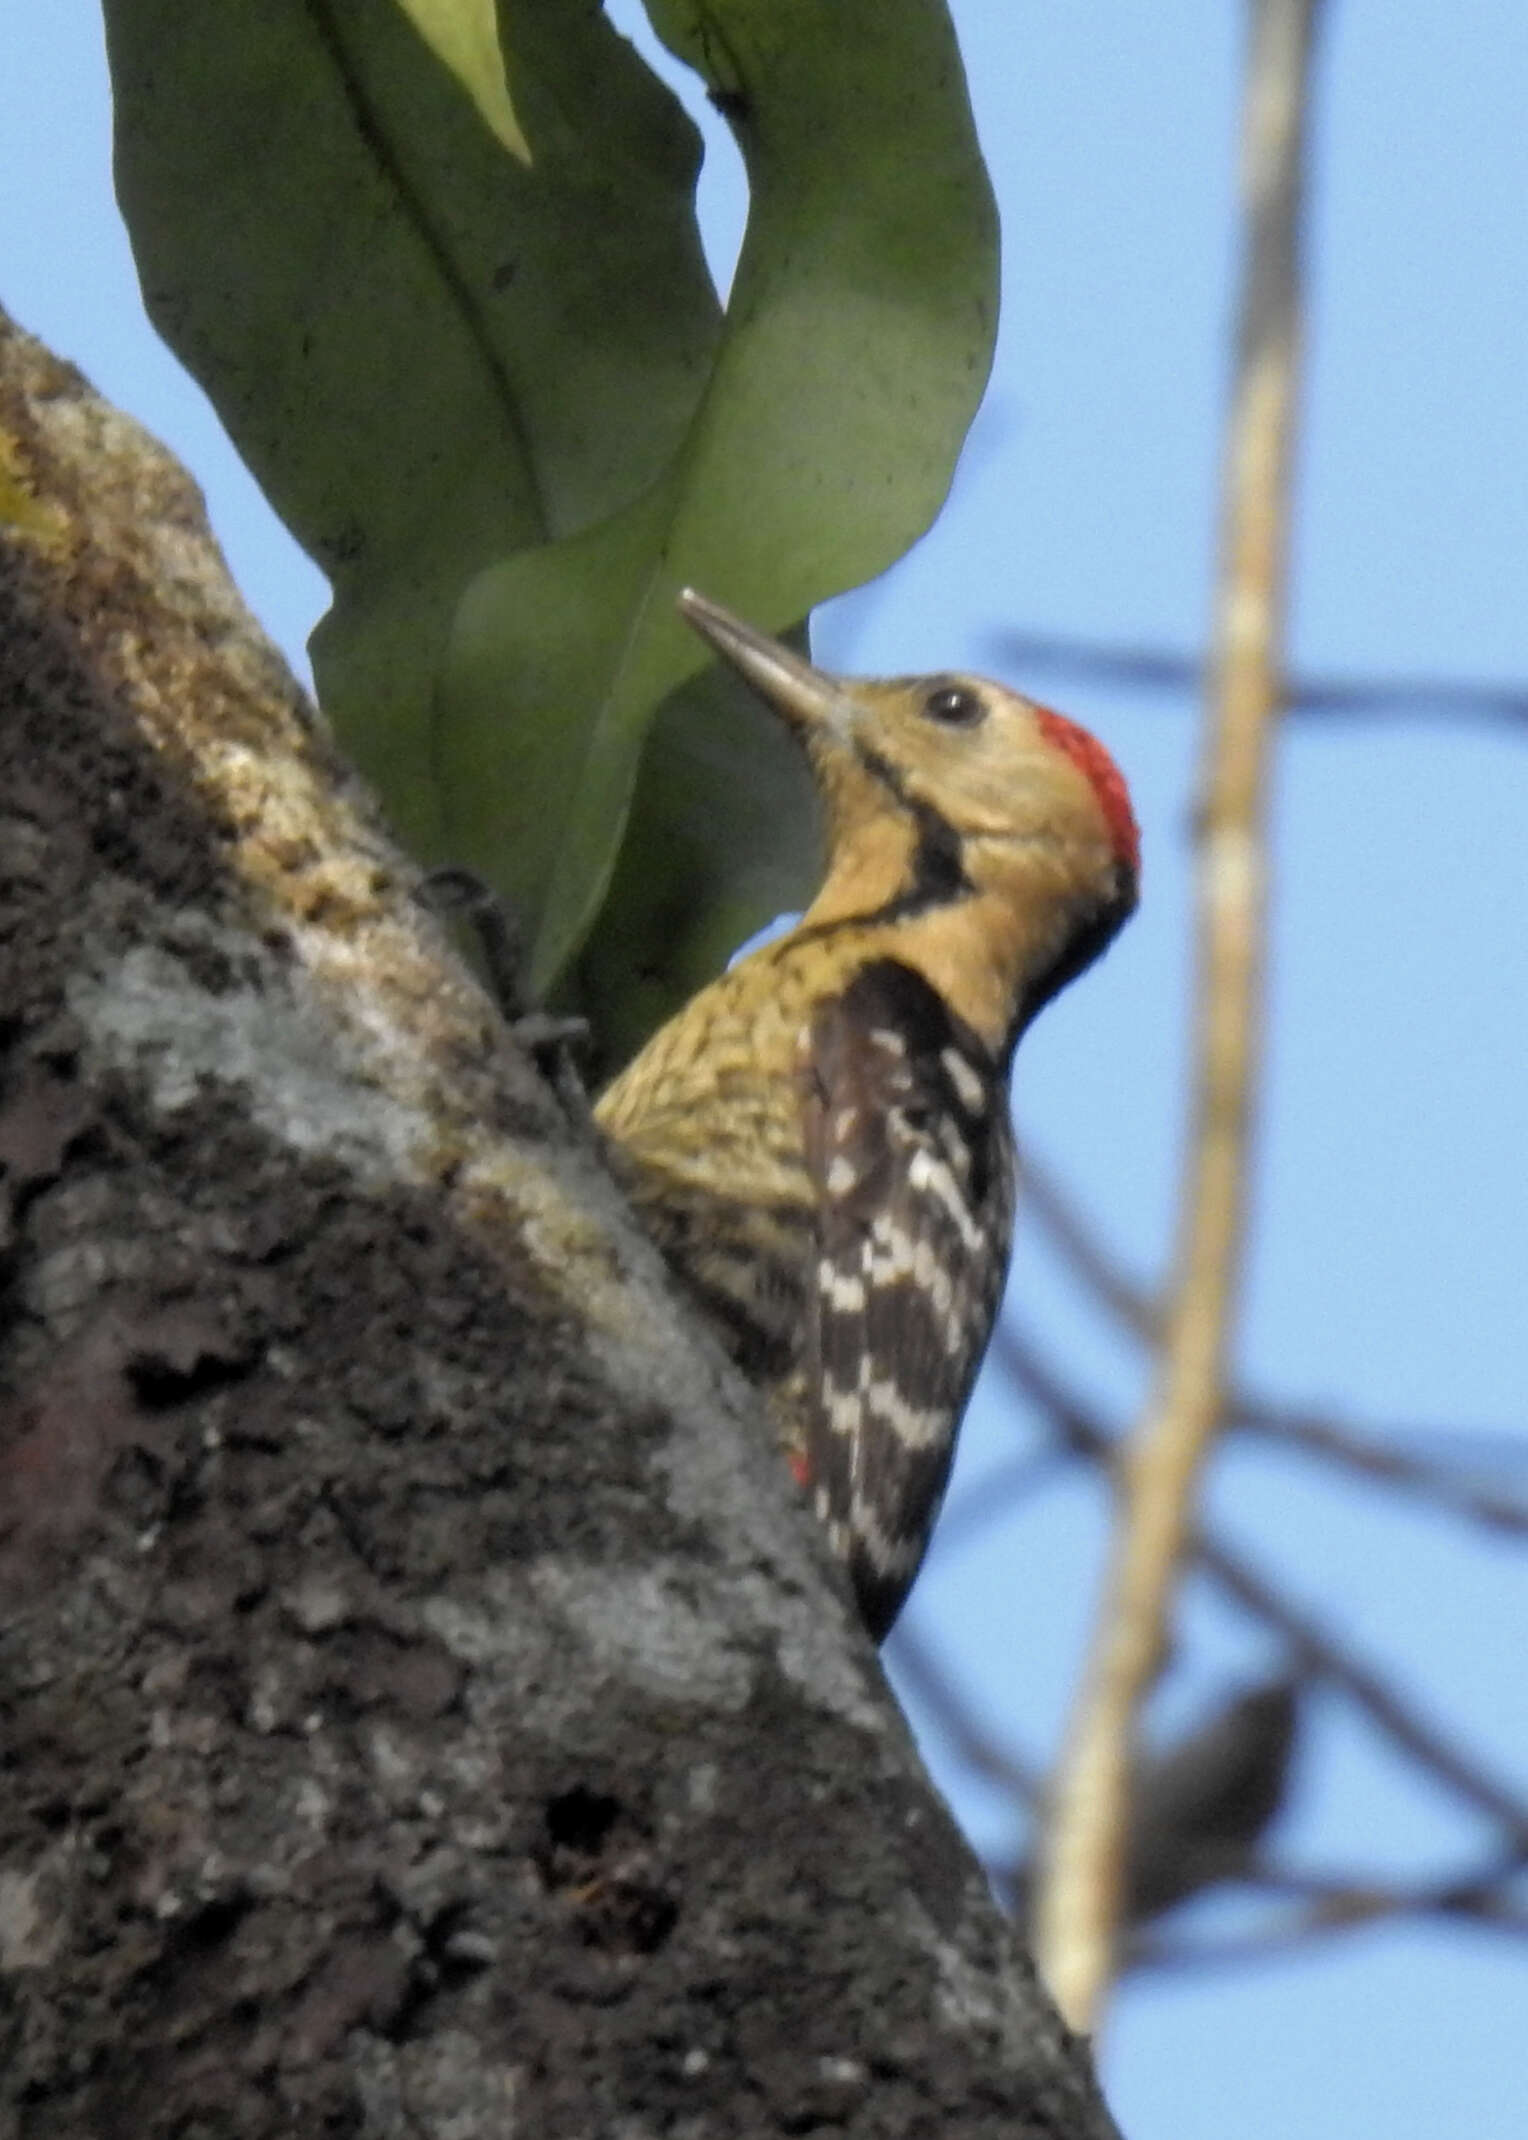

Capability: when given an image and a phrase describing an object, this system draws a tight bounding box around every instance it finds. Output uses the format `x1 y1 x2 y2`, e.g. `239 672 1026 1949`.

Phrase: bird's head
679 588 1139 1054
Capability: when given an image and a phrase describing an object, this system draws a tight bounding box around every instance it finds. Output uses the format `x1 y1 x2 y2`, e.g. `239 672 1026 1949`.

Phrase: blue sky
6 5 1525 2134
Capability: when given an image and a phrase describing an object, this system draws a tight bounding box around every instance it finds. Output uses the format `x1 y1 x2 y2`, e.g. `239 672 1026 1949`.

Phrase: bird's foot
417 865 591 1120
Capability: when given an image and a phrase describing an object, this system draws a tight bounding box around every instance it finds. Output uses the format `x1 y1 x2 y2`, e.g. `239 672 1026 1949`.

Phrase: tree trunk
0 306 1120 2140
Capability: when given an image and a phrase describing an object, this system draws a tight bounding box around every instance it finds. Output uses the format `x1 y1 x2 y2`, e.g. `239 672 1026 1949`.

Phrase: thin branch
935 1441 1071 1553
993 1321 1125 1458
1234 1399 1528 1538
981 1856 1528 1969
997 1322 1528 1848
1127 1862 1528 1973
1010 1157 1528 1537
1035 0 1320 2029
1195 1535 1528 1844
1014 1142 1160 1342
1245 1855 1528 1905
994 630 1528 732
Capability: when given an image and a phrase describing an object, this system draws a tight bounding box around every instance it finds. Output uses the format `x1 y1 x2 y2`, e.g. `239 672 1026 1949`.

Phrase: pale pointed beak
677 588 854 746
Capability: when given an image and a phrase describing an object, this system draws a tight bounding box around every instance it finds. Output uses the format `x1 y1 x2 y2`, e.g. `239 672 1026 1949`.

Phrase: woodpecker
596 590 1138 1641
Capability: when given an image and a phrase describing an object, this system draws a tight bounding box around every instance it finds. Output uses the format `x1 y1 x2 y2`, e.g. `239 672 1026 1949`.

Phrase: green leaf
440 0 999 1020
105 0 720 856
105 0 997 1056
394 0 529 162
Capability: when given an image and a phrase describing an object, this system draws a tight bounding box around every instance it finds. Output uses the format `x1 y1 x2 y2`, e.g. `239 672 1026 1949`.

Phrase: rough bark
0 307 1121 2140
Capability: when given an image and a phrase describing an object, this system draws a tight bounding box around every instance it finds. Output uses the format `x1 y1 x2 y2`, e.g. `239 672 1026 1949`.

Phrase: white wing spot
937 1116 969 1171
826 1153 858 1197
865 1214 917 1283
823 1381 864 1438
907 1145 985 1251
818 1260 868 1314
846 1493 926 1579
863 1378 947 1448
911 1236 956 1316
941 1047 987 1114
870 1027 907 1057
814 1486 852 1558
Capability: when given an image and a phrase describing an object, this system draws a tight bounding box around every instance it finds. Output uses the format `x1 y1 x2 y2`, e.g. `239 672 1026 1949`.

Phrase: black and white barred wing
800 959 1016 1642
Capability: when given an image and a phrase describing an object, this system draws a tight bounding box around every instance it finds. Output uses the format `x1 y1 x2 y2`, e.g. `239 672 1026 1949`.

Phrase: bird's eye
923 684 985 728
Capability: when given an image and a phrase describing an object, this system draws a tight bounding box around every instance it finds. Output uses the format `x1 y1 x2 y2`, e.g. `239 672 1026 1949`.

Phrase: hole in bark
126 1341 254 1410
544 1784 622 1855
537 1789 680 1957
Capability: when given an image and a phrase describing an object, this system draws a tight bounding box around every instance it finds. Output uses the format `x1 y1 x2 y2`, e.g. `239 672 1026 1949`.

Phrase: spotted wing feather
800 959 1016 1640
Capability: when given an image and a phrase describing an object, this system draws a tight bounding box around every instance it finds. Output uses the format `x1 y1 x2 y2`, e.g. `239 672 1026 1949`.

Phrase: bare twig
932 1332 1528 1969
1000 1681 1300 1934
986 1857 1528 1971
997 1322 1528 1848
993 1317 1121 1449
1014 1142 1160 1342
994 629 1528 732
1234 1400 1528 1538
1196 1536 1528 1844
1010 1162 1528 1536
1034 0 1322 2032
968 1323 1528 1981
1005 1331 1528 1839
935 1441 1070 1552
1128 1859 1528 1972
